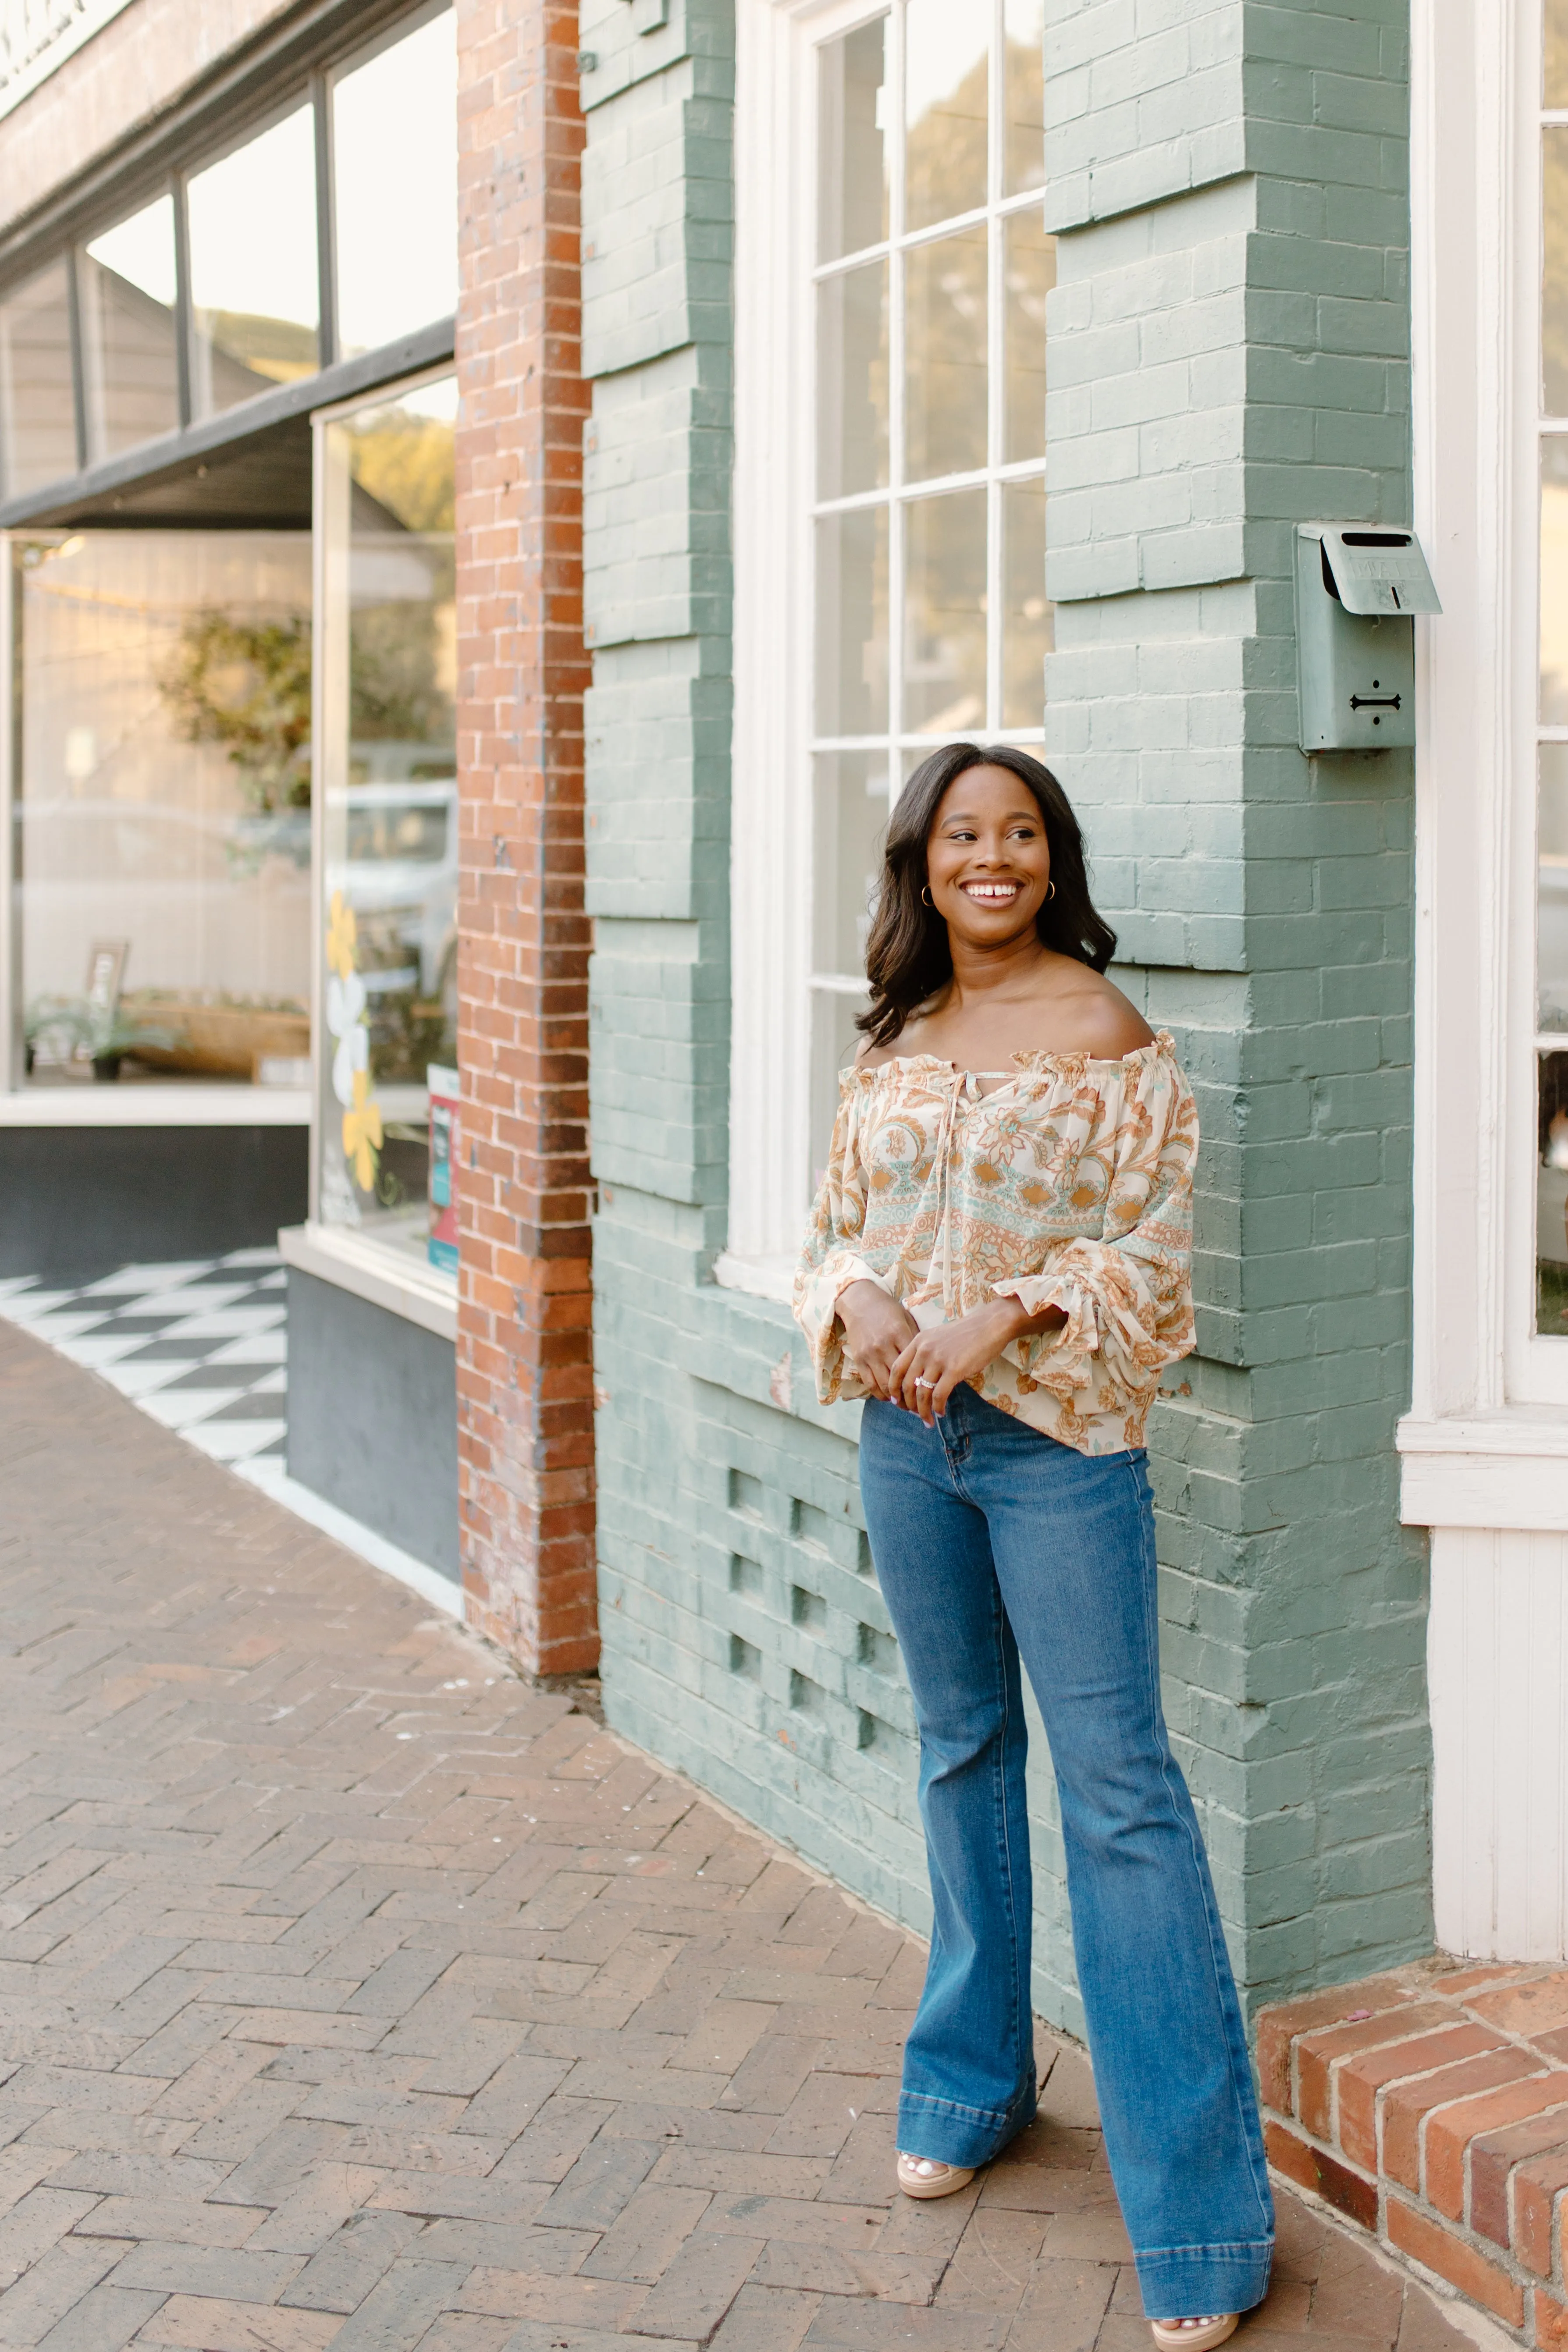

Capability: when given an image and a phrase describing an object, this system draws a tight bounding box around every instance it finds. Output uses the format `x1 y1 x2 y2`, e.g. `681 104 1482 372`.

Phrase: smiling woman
791 741 1273 2344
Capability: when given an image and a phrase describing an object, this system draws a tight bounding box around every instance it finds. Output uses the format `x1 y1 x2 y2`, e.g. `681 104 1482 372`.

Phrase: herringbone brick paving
0 1322 1471 2352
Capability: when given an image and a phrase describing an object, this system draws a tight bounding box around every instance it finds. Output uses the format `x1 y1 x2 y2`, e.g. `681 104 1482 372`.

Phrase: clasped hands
837 1279 1067 1428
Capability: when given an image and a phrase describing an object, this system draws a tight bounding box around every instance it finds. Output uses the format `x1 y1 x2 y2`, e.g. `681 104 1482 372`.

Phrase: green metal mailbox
1295 525 1442 753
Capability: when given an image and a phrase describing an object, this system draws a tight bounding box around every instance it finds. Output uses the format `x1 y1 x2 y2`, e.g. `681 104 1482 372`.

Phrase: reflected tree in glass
188 107 320 416
904 228 987 481
905 0 987 231
904 487 987 733
814 752 891 976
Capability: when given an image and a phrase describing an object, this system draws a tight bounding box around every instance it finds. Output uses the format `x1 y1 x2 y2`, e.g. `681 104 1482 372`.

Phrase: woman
793 743 1273 2352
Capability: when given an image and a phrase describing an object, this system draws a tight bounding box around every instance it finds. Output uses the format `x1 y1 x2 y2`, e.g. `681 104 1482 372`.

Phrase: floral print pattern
793 1034 1198 1456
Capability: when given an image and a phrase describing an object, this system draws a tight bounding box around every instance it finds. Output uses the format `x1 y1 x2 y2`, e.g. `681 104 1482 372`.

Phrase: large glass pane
0 263 77 499
1541 440 1568 721
905 0 988 233
188 106 320 417
16 532 312 1088
904 227 987 482
903 486 986 732
316 377 457 1265
1540 1052 1568 1334
80 195 180 465
1004 207 1052 462
1003 0 1045 194
1550 0 1568 107
814 751 890 975
1543 746 1568 1032
1002 477 1049 725
818 16 888 263
815 507 889 736
817 262 889 499
1547 127 1568 418
333 10 458 360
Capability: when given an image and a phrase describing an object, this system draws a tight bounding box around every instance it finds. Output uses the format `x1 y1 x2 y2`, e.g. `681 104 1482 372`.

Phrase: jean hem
1134 2243 1274 2322
897 2082 1036 2168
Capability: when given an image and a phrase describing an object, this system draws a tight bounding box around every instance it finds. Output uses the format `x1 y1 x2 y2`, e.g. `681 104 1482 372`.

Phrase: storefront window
314 373 456 1274
13 532 312 1087
80 194 181 465
332 9 459 361
809 0 1052 1173
0 263 77 498
188 106 320 416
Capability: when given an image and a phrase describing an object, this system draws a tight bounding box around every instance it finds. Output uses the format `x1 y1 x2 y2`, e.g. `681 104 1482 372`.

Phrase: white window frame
722 0 1046 1299
1400 0 1568 1531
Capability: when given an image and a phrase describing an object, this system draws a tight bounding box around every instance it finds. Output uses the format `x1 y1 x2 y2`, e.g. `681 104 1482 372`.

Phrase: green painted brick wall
586 0 1430 2033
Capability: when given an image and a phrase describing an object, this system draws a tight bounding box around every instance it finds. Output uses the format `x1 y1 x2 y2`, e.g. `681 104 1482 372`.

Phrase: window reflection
81 195 181 465
905 0 988 232
16 533 313 1087
815 508 889 735
904 228 987 481
904 487 987 733
316 376 457 1263
1541 440 1568 723
814 752 891 975
1003 0 1045 194
818 15 888 263
333 10 458 360
817 263 888 499
0 263 77 498
1543 747 1568 1033
1540 1052 1568 1335
188 106 320 416
1004 207 1052 461
1002 478 1049 725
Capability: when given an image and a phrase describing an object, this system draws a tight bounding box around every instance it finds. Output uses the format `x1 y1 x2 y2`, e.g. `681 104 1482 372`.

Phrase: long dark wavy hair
856 743 1116 1048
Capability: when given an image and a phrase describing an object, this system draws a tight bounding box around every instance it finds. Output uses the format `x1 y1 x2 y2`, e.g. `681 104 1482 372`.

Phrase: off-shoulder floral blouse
793 1034 1197 1456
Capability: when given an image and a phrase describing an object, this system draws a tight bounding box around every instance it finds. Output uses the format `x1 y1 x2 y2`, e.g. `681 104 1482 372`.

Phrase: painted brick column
454 0 597 1674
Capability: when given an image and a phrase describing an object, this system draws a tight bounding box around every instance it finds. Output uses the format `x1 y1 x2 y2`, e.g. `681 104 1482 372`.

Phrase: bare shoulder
1048 969 1156 1058
854 1034 898 1072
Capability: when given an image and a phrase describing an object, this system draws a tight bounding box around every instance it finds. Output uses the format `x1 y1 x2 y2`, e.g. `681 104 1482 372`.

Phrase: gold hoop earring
1045 880 1056 900
921 886 933 908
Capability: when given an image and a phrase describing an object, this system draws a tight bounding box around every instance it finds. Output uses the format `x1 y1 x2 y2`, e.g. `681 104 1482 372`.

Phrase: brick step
1259 1958 1568 2345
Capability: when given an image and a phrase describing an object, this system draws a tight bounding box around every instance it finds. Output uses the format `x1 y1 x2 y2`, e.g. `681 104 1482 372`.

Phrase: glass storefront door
313 372 456 1275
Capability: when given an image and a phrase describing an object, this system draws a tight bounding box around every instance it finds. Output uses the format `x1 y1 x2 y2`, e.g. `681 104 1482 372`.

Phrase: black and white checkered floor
0 1250 289 1483
0 1247 463 1617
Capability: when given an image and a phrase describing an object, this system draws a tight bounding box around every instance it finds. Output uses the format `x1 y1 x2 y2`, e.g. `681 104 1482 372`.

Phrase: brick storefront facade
455 0 598 1674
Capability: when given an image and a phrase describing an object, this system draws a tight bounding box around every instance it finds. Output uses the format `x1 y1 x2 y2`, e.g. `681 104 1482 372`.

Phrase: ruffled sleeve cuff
992 1246 1188 1402
794 1253 889 1403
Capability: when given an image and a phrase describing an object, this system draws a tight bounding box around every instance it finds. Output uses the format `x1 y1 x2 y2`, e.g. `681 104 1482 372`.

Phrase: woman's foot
1150 2318 1238 2351
896 2151 976 2199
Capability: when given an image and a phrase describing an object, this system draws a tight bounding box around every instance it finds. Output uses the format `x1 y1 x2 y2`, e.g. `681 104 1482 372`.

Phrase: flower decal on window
324 888 379 1194
342 1068 384 1192
326 969 368 1109
326 889 358 980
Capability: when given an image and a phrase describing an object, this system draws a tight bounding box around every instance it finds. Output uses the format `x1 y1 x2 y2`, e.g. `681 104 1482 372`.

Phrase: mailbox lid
1302 524 1443 617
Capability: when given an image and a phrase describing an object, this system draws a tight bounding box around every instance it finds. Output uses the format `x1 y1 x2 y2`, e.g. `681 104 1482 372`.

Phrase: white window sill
714 1250 795 1305
0 1086 310 1127
279 1221 457 1342
1398 1409 1568 1533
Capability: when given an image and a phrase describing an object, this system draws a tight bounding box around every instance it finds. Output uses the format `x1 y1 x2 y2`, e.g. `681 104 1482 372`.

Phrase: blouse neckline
846 1030 1176 1087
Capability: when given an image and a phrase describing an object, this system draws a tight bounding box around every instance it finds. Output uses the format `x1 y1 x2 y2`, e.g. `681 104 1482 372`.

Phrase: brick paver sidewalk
0 1324 1469 2352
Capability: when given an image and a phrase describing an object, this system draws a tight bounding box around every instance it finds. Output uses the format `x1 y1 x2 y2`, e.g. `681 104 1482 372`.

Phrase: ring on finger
914 1377 935 1389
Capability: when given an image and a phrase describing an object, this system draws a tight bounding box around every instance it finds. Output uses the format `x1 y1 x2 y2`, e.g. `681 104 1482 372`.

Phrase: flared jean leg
857 1400 1038 2170
858 1389 1273 2322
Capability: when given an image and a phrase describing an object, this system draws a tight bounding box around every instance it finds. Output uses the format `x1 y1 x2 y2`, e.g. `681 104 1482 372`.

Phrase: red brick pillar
453 0 596 1675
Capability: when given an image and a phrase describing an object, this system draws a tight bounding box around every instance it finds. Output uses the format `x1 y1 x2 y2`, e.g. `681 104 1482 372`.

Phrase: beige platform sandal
1149 2318 1238 2350
896 2152 976 2199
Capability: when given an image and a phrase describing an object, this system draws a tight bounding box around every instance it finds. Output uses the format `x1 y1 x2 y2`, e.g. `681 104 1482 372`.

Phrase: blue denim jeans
858 1385 1274 2323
